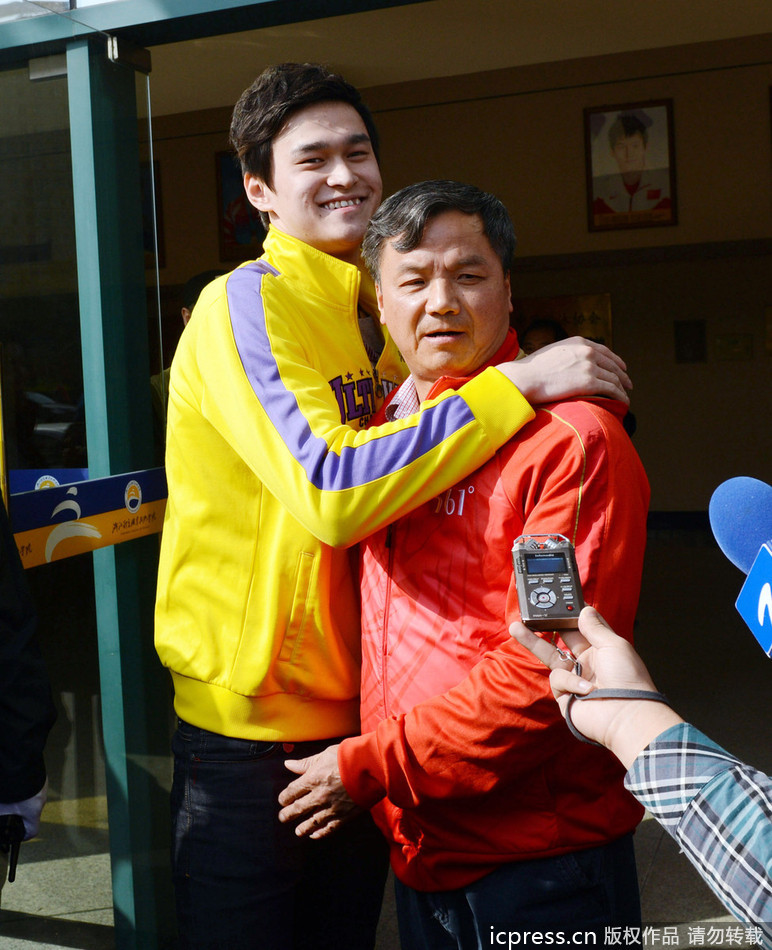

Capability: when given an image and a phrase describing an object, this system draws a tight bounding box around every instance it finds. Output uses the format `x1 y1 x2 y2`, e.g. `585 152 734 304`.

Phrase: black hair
229 63 379 228
608 114 648 149
183 270 226 312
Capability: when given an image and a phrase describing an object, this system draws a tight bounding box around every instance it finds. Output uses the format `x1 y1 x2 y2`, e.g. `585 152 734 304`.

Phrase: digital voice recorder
512 534 585 630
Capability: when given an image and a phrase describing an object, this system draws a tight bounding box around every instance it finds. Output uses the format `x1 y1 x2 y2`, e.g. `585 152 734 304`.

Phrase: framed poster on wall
584 99 676 232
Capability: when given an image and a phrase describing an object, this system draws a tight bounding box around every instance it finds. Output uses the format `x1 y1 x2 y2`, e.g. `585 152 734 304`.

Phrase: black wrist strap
565 689 672 747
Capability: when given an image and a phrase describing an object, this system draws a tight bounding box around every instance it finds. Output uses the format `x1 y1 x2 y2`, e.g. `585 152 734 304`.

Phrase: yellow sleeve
171 272 533 547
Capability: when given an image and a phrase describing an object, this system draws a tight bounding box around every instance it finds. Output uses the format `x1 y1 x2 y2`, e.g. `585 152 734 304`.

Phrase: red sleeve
339 399 649 810
340 641 560 809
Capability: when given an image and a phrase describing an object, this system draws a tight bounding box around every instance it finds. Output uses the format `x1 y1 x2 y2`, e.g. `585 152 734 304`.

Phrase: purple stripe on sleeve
227 262 477 492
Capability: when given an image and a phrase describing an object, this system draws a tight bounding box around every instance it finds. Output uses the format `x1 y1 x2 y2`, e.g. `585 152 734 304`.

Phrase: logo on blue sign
125 480 142 514
736 542 772 657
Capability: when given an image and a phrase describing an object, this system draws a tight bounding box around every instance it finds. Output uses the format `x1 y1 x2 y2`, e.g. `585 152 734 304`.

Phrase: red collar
426 327 520 400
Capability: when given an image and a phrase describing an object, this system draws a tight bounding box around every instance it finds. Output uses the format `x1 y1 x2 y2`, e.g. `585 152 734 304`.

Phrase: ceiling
146 0 772 117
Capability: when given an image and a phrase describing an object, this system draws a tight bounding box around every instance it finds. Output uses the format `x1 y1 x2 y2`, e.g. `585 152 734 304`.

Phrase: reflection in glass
0 62 86 492
0 51 109 939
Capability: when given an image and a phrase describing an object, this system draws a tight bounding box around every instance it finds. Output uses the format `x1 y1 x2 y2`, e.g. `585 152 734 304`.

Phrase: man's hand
498 337 632 405
277 743 360 839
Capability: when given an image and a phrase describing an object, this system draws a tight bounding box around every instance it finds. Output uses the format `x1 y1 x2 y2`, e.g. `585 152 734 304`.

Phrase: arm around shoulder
497 337 632 405
178 295 537 546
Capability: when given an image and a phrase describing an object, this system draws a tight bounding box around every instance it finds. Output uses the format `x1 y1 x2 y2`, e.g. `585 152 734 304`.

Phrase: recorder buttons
530 587 557 608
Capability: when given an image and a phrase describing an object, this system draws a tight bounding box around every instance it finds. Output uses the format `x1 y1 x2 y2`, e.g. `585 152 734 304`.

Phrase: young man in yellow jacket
154 63 632 950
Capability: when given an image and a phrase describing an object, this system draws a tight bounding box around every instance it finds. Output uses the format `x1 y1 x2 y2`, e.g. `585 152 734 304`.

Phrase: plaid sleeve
626 722 772 931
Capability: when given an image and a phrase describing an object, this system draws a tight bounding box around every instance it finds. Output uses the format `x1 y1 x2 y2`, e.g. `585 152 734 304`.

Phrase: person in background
154 62 633 950
152 268 227 411
0 495 56 900
178 270 228 328
521 318 636 437
278 180 650 946
150 269 226 454
512 606 772 943
519 317 567 355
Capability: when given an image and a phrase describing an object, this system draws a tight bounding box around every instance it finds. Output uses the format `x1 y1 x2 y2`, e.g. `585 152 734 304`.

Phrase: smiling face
244 100 382 264
377 210 512 401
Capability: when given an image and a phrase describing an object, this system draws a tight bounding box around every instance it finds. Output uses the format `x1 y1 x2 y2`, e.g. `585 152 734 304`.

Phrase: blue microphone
709 476 772 657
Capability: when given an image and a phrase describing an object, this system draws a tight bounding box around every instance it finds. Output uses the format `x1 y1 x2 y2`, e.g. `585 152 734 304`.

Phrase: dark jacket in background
0 497 56 805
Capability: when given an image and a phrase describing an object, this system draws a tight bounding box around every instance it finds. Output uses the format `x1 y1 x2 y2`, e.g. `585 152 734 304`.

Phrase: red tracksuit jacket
338 331 651 892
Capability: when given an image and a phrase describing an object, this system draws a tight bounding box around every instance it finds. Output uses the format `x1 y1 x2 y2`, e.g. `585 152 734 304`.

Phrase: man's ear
504 272 513 316
376 284 387 325
244 173 273 213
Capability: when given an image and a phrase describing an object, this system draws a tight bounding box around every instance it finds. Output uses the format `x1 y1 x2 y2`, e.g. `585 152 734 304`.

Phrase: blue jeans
170 719 389 950
395 834 641 949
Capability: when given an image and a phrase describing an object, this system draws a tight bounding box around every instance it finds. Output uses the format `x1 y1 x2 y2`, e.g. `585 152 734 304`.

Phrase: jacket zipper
381 523 395 715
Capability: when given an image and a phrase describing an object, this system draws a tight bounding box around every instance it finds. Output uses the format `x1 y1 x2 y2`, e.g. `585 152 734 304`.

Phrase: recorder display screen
525 553 566 575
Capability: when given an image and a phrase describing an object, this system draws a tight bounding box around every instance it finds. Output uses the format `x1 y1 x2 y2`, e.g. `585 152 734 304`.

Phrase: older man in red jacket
280 180 650 948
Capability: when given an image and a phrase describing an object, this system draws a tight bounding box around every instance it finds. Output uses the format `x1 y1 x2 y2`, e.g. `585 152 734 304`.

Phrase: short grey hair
362 180 516 284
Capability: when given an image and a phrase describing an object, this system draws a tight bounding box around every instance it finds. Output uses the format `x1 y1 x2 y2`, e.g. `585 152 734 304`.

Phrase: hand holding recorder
510 606 682 767
510 484 772 933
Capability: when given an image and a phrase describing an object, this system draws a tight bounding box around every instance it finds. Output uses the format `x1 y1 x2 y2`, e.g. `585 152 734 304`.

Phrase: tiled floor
1 527 769 949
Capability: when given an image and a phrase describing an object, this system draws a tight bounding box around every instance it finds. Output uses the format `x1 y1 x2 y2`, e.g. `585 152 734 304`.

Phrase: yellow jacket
155 227 533 742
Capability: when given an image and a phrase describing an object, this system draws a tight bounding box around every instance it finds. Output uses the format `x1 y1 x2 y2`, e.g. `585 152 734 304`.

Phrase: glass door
0 50 109 942
0 21 173 948
0 57 86 493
